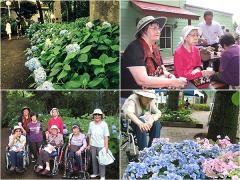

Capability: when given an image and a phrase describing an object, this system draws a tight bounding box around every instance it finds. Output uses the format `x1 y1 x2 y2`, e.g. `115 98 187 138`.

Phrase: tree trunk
90 0 119 23
207 91 239 143
167 91 179 111
73 0 77 20
36 0 44 23
53 0 62 22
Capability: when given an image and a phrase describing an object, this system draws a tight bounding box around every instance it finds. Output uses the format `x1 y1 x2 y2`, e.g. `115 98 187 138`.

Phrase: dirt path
1 37 32 89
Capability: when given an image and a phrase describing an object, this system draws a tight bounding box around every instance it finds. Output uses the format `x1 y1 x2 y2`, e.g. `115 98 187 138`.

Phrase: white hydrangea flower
36 81 54 90
45 38 52 48
31 45 38 52
66 43 80 54
102 21 111 28
25 57 41 71
59 30 68 36
86 21 94 29
34 67 46 84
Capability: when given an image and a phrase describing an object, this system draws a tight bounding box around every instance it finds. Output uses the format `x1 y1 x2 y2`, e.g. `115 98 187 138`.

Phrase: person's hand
76 150 81 156
86 145 91 150
171 77 187 88
105 146 108 153
139 123 151 132
202 70 215 77
45 131 49 139
192 68 201 74
202 38 208 45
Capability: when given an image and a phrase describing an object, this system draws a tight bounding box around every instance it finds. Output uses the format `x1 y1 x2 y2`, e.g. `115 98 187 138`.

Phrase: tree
167 91 180 111
207 91 239 143
36 0 44 23
90 0 119 23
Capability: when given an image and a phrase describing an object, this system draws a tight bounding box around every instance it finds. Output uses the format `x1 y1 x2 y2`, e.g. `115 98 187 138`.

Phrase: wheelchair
62 145 90 179
34 144 64 176
120 116 138 162
5 143 30 173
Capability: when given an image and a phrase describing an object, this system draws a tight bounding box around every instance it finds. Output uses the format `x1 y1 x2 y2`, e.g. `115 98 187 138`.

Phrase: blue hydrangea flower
25 57 41 71
34 67 46 84
59 29 68 36
66 43 80 54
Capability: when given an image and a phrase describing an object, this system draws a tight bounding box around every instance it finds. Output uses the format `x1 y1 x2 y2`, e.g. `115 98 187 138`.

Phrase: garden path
1 37 32 89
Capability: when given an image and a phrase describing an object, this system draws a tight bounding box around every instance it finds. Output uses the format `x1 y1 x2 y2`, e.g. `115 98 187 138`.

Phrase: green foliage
160 108 192 122
191 104 210 111
26 17 119 89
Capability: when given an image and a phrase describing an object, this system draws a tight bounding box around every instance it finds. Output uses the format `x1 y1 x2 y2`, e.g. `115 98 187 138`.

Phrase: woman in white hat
122 90 161 151
87 108 110 180
35 125 63 175
174 25 215 89
8 125 26 173
47 108 63 135
121 16 187 89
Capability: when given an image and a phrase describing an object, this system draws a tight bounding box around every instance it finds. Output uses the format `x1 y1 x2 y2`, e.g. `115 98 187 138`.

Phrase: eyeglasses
148 26 161 31
15 130 21 132
94 114 102 116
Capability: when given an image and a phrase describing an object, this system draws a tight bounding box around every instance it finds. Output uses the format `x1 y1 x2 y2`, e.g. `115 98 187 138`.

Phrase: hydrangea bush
25 17 119 89
124 136 240 180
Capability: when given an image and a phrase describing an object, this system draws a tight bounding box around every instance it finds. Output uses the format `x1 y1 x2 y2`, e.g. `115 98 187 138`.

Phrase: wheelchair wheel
5 151 11 172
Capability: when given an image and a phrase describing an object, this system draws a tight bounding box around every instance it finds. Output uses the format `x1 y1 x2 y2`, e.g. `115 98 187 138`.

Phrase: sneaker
15 167 24 173
35 166 43 173
90 174 99 178
9 166 15 171
41 169 50 175
100 177 105 180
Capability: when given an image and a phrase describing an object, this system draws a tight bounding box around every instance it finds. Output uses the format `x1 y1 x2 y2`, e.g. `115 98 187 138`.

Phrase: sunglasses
94 114 102 116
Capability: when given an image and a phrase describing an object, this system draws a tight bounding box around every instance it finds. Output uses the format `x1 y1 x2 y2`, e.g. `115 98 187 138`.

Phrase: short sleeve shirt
121 39 145 89
88 121 110 148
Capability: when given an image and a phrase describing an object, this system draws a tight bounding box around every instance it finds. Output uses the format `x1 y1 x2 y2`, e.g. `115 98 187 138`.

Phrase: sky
186 0 240 24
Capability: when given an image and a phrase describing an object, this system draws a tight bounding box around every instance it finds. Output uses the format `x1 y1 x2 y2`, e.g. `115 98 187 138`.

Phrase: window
160 26 172 49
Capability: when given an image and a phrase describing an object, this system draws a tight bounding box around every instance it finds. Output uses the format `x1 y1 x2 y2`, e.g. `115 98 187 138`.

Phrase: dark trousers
30 142 41 159
68 150 83 171
131 120 161 151
9 151 24 169
37 150 57 167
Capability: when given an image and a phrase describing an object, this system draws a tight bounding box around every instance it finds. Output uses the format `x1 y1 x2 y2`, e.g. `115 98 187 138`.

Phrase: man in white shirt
198 10 224 69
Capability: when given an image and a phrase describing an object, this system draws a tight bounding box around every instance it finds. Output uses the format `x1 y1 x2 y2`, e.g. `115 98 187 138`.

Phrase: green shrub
25 17 119 89
160 109 193 122
191 104 210 111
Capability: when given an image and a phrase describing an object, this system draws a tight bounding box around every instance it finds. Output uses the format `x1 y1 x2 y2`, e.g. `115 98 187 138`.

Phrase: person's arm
8 135 15 147
59 117 64 134
150 101 162 121
104 136 108 151
128 66 186 88
80 135 87 152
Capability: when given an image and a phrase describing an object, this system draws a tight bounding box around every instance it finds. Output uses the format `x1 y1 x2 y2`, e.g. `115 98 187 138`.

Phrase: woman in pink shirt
47 108 63 135
174 26 215 88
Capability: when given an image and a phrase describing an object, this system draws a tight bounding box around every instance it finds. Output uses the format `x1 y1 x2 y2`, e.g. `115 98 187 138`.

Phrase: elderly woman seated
122 90 161 151
34 125 63 175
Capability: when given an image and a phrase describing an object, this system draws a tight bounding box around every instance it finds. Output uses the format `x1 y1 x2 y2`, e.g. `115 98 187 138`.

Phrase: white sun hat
134 90 156 99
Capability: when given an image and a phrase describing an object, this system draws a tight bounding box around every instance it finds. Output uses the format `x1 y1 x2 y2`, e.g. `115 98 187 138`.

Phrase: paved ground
1 37 32 89
120 111 210 177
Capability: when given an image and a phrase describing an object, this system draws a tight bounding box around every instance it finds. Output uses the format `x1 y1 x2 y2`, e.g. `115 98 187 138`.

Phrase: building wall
121 0 233 58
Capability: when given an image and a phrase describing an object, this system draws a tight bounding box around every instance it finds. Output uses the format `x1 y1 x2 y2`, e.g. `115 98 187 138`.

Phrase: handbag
191 76 210 89
69 145 80 152
97 148 115 165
